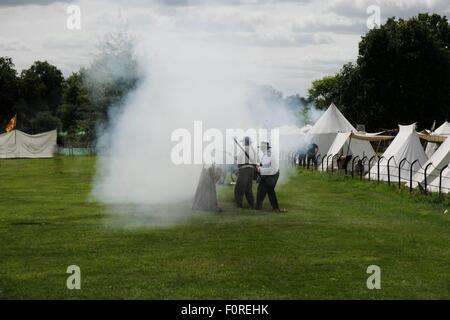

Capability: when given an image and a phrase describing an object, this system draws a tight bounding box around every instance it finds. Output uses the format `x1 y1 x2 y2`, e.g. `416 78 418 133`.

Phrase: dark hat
259 141 271 149
242 136 252 145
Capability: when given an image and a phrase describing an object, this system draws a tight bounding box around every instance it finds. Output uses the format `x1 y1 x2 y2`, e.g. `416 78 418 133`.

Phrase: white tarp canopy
425 121 450 157
307 103 356 156
367 124 428 181
408 135 450 190
322 132 376 171
0 129 57 158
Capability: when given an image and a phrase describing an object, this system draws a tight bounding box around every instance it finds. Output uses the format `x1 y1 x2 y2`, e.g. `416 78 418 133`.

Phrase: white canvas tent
408 135 450 190
367 124 428 181
323 132 376 171
307 103 356 156
425 121 450 157
0 129 57 158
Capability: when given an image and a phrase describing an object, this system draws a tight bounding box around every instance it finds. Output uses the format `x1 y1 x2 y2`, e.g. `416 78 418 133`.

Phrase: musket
233 136 260 180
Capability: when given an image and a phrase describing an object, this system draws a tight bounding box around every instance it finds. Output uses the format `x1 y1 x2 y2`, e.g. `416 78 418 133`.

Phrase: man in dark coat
234 136 258 208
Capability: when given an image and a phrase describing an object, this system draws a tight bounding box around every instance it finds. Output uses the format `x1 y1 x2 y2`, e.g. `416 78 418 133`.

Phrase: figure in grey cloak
192 165 223 212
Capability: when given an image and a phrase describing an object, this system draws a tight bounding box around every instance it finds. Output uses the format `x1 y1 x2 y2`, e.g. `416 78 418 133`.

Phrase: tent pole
346 135 352 157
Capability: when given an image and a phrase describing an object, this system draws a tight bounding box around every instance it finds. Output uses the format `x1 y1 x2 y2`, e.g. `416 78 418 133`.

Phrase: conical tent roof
425 121 450 157
368 124 428 181
308 103 355 135
307 103 356 155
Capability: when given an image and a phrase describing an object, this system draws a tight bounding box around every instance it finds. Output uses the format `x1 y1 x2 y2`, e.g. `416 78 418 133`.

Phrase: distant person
234 136 259 208
306 142 319 169
255 141 286 213
297 145 307 167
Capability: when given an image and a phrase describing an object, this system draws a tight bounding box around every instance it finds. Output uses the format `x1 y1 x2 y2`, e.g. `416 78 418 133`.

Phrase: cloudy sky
1 0 449 95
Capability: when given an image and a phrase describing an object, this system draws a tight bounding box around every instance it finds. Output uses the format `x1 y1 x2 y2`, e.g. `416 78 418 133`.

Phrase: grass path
0 157 449 299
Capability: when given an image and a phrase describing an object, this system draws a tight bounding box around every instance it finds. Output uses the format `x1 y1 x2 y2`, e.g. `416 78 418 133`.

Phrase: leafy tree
59 72 89 133
0 57 19 130
286 94 311 124
20 61 64 114
307 13 450 131
84 28 139 128
75 27 140 145
17 61 64 133
307 76 340 110
29 111 61 133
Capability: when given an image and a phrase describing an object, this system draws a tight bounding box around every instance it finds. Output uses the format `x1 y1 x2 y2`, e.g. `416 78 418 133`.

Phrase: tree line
0 30 139 147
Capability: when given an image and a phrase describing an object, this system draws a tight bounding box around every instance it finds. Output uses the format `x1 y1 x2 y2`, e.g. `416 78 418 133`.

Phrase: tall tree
20 60 64 114
308 13 450 131
59 72 89 133
80 26 140 145
19 61 64 132
0 57 19 130
307 76 340 110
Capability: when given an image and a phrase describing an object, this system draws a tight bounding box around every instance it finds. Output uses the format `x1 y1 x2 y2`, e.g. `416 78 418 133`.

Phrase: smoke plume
91 22 310 223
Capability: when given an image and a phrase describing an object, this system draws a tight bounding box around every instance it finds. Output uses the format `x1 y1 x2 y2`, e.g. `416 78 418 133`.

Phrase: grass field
0 156 449 299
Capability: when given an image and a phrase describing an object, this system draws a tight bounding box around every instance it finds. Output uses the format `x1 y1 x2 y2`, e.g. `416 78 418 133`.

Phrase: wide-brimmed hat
259 141 271 149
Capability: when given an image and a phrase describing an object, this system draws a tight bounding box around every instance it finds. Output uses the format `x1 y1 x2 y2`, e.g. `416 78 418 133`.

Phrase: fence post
331 154 338 173
326 155 333 172
423 163 433 195
439 165 449 197
351 156 360 178
321 154 326 172
387 156 394 186
360 156 367 180
376 156 384 183
398 158 407 190
368 155 377 181
409 159 419 192
316 154 321 170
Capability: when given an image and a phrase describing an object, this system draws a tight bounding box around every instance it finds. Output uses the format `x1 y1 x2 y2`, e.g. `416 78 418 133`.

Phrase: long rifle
233 137 260 180
233 137 251 163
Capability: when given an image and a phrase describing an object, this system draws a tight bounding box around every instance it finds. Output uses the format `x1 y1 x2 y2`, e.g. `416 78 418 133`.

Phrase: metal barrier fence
292 153 450 197
57 147 96 156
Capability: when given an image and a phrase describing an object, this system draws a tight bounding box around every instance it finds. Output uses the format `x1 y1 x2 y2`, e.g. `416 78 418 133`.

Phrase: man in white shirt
234 136 259 208
255 141 286 213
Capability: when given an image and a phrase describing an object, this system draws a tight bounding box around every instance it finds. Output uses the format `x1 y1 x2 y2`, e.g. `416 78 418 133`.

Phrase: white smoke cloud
91 22 310 223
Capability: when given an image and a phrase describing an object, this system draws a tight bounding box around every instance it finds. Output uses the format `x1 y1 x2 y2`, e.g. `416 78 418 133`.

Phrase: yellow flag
5 114 17 132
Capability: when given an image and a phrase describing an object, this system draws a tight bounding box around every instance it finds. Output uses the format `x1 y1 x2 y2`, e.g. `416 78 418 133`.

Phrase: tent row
305 103 450 194
306 103 376 172
0 129 57 158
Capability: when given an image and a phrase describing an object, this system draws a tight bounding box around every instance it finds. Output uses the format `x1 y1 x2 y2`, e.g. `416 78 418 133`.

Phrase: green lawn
0 156 449 299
